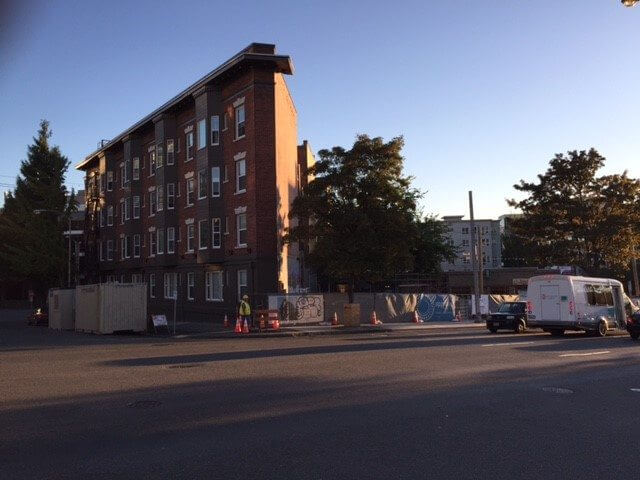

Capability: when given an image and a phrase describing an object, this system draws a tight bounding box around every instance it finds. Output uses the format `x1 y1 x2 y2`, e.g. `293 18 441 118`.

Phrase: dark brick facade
77 43 309 322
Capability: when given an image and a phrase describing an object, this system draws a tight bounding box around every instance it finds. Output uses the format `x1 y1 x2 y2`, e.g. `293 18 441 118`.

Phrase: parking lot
3 309 640 479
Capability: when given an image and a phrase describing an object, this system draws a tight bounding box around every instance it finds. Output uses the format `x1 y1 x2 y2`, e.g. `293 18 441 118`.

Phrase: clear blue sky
1 0 639 219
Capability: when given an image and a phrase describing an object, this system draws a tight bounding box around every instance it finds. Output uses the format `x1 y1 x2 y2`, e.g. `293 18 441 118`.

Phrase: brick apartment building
77 43 314 321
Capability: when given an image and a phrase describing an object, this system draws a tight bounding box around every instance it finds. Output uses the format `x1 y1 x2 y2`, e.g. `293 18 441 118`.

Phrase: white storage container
48 288 76 330
75 283 147 334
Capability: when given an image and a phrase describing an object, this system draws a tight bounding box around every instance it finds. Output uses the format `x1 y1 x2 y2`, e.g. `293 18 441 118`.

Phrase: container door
540 285 561 321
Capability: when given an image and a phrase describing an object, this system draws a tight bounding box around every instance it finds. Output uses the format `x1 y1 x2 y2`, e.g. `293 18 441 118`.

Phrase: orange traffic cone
234 316 242 334
331 312 339 326
370 311 381 325
272 318 280 331
259 314 266 330
242 318 250 334
413 310 423 323
223 314 230 328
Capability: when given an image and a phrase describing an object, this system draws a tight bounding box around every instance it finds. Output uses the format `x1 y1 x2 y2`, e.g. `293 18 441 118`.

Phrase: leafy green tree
0 120 73 301
285 134 454 301
508 148 640 278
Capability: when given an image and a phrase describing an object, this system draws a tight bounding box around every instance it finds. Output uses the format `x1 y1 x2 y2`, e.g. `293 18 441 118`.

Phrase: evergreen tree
0 120 73 299
285 134 454 301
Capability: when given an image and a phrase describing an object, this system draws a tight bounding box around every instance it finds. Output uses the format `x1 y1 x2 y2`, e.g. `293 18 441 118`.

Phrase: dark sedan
486 301 528 334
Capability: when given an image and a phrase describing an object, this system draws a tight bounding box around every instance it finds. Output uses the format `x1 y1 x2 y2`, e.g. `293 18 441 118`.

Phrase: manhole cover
542 387 574 395
167 364 202 369
127 400 161 409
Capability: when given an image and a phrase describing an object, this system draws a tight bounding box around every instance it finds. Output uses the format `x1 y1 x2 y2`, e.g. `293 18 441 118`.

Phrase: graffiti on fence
416 294 455 322
268 294 324 324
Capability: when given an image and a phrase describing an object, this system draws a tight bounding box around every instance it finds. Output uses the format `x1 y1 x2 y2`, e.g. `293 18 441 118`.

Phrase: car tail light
527 301 533 314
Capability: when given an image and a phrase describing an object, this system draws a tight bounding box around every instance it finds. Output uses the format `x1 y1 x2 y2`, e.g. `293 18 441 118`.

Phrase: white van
526 275 627 336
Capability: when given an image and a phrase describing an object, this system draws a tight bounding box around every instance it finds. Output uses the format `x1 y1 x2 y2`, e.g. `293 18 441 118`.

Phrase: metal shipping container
48 288 76 330
75 283 148 334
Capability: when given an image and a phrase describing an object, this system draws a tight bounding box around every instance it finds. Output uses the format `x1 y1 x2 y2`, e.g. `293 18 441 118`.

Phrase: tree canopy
507 148 640 278
0 120 74 297
285 134 454 299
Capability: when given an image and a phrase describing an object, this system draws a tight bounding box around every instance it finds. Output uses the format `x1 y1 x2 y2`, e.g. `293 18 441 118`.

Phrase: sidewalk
166 320 485 339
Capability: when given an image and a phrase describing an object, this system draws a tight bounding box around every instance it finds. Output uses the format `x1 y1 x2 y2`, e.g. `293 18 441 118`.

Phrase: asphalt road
3 309 640 479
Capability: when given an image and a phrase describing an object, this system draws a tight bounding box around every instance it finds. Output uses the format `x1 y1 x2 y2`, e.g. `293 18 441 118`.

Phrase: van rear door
541 285 561 321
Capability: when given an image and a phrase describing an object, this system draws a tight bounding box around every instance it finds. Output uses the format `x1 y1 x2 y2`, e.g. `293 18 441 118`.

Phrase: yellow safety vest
239 301 251 316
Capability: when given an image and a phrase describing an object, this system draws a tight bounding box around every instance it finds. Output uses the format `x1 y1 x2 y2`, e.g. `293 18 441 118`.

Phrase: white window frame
211 167 220 197
235 159 246 194
149 148 156 176
124 197 130 221
210 115 220 145
157 228 164 255
236 212 247 247
237 269 248 301
167 227 175 254
133 234 141 258
166 139 174 165
164 272 177 300
149 274 156 298
107 240 114 261
167 183 175 209
149 191 157 216
133 195 140 219
107 206 114 226
157 185 164 212
149 231 156 257
197 119 206 150
235 104 245 139
187 272 195 301
205 271 223 301
132 157 140 180
212 218 221 248
187 224 195 252
186 178 195 206
186 131 194 161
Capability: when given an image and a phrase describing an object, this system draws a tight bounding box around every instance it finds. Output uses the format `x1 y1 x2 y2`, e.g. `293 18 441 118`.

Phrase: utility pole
632 244 639 296
469 191 481 322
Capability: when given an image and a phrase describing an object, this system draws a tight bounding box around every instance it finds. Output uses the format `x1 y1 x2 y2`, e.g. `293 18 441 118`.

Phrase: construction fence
267 293 520 325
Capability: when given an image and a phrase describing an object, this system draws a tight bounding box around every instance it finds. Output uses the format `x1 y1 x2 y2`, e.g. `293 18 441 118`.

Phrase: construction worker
239 294 252 329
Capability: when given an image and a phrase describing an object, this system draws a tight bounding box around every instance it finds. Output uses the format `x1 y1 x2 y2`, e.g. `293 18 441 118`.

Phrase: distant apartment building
76 43 313 320
440 215 502 272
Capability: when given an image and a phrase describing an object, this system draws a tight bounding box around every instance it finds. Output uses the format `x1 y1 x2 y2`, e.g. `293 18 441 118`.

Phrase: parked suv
486 301 528 334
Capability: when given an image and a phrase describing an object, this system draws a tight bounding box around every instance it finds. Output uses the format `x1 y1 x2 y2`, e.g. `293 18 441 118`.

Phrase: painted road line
559 351 610 357
481 341 534 347
630 388 640 393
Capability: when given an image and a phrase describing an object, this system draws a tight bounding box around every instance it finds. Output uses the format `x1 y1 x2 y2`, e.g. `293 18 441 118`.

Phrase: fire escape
83 172 101 284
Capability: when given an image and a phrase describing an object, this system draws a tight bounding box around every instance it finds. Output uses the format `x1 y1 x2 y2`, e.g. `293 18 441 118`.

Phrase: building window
149 274 156 298
106 240 113 261
198 170 207 199
187 272 195 300
197 119 206 150
156 144 164 168
235 104 245 139
211 167 220 197
157 228 164 254
237 269 248 300
199 219 208 250
132 274 143 284
223 165 229 183
167 227 175 254
133 157 140 180
205 271 223 301
120 164 125 188
164 273 177 299
166 139 174 165
210 115 219 145
107 206 113 226
187 224 195 252
212 218 221 248
236 212 247 247
133 196 140 219
120 200 125 225
125 235 131 258
186 178 195 206
100 209 105 228
149 190 157 216
167 183 175 209
99 241 104 261
157 185 164 211
99 174 105 193
150 148 156 176
462 227 469 235
106 171 113 191
149 231 156 256
186 132 194 161
120 236 126 260
124 197 130 221
236 159 246 193
133 234 141 258
462 239 469 247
